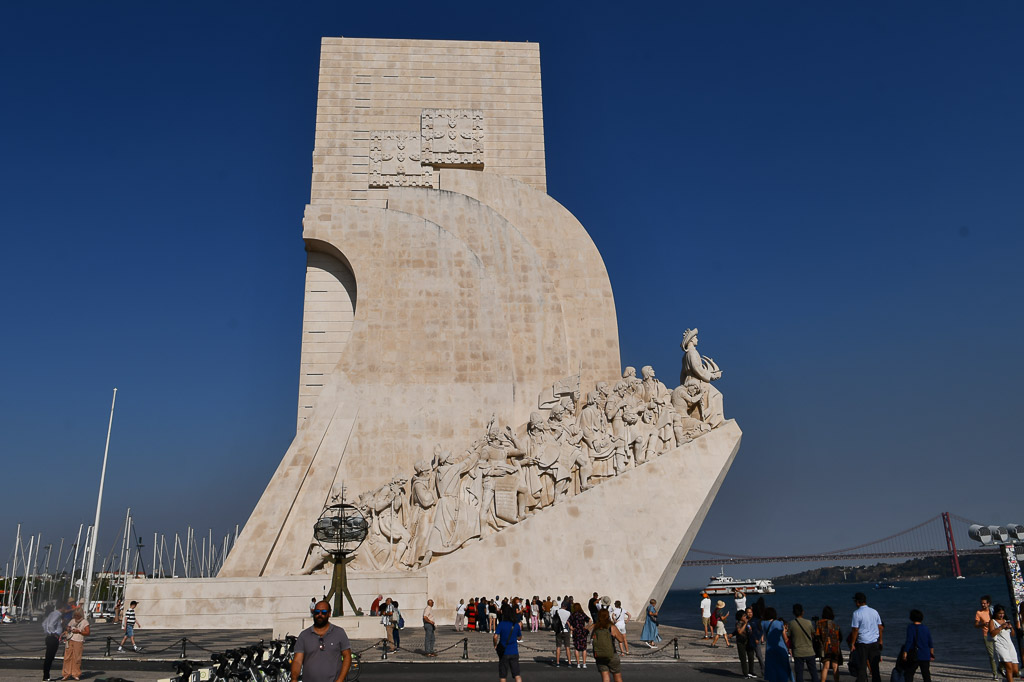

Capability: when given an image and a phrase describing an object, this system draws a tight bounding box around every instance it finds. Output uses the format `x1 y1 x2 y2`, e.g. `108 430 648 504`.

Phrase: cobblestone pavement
0 619 993 680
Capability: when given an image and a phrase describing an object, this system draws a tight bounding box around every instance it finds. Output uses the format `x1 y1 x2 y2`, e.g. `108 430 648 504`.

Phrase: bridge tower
942 511 963 578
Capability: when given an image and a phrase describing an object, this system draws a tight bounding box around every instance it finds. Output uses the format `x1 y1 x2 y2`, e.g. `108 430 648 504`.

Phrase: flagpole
82 388 117 610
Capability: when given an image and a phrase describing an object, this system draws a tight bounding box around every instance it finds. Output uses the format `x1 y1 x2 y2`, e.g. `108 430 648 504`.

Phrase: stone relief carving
420 109 484 166
368 131 435 188
338 332 727 573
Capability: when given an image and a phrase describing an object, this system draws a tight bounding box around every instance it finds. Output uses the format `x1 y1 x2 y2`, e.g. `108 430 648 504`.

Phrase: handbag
904 628 919 665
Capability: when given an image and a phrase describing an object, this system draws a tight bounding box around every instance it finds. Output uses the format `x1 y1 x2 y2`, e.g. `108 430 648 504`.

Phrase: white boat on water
704 569 776 595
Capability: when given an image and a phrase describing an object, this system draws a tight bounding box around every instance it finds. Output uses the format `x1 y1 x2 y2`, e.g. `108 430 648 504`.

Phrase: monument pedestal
127 421 739 629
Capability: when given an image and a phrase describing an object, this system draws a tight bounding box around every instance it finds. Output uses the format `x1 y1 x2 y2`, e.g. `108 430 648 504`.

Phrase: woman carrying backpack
710 600 731 648
588 608 628 682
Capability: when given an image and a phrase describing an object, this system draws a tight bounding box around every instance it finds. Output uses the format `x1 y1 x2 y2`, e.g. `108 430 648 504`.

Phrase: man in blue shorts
118 600 141 652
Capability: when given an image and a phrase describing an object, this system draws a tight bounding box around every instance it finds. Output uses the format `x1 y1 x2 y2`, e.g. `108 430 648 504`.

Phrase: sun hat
716 600 726 608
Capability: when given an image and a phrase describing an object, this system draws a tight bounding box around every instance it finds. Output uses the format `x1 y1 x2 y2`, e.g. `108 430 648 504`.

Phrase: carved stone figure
401 458 437 567
578 390 614 480
679 328 725 427
548 403 591 498
670 386 713 443
605 380 640 475
512 412 550 509
477 418 520 531
639 365 675 456
371 477 410 567
350 491 403 571
418 447 478 567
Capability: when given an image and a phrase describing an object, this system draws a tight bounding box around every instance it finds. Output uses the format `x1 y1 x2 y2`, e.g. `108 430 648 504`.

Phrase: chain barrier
391 636 467 658
180 637 228 655
628 637 678 658
353 639 383 656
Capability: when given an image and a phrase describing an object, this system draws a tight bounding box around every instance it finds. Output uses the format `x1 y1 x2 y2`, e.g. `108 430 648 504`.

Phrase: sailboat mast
83 387 117 610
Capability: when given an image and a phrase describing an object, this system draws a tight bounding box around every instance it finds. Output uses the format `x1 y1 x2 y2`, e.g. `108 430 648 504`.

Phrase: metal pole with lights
969 524 1024 652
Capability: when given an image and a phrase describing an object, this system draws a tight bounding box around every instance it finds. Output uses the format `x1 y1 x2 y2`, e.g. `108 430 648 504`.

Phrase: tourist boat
704 569 776 595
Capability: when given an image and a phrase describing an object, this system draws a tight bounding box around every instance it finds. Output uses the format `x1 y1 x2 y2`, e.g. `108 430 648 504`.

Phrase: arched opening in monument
297 249 357 425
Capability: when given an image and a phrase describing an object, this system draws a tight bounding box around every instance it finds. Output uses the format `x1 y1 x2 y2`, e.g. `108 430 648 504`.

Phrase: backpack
710 610 718 627
593 627 615 659
552 612 564 634
397 613 405 629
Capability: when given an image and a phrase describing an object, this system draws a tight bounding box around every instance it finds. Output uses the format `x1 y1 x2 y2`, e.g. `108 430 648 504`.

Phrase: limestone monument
127 37 742 633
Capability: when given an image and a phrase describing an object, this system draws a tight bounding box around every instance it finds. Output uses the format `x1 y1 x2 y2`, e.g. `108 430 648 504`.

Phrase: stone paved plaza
0 619 995 680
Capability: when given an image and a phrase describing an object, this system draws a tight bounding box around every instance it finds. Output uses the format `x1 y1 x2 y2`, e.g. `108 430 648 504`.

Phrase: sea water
660 576 1013 667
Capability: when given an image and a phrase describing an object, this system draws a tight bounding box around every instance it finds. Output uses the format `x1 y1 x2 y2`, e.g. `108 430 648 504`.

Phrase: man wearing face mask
291 601 352 682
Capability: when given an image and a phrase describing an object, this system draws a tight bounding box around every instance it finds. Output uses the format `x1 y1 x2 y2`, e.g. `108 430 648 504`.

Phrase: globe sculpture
313 503 368 616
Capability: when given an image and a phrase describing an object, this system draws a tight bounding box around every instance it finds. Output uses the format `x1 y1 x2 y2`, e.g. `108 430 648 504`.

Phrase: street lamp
969 524 1024 649
313 503 368 617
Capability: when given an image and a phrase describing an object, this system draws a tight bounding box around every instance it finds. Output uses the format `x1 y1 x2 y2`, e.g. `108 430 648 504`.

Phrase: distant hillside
773 554 1002 586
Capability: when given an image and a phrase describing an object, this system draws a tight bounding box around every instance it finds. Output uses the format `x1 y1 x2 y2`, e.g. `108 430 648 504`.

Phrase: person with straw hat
710 599 731 648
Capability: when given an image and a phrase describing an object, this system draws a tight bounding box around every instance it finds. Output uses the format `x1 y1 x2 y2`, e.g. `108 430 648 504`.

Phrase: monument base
124 572 426 636
126 421 740 630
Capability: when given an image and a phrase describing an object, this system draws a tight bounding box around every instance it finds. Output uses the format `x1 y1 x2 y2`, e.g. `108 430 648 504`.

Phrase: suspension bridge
683 512 994 577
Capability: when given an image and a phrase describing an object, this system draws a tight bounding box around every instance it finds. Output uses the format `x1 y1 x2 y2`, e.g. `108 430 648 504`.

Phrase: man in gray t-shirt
291 601 352 682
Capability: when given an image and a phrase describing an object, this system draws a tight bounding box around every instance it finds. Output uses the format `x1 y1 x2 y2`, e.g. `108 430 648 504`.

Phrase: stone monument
127 37 742 633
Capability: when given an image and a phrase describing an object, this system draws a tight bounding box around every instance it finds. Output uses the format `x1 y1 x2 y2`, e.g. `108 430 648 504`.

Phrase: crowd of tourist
340 587 1024 682
368 590 641 680
694 588 1024 682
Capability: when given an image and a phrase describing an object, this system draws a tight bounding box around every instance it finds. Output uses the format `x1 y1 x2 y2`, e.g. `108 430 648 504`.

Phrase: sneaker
134 645 140 651
582 663 587 668
117 646 123 651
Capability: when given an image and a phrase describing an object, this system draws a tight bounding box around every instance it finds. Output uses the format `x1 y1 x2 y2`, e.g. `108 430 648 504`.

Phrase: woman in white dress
611 600 631 654
989 605 1019 682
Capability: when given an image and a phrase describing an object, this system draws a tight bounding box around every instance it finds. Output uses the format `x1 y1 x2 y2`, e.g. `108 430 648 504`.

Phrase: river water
660 575 1015 667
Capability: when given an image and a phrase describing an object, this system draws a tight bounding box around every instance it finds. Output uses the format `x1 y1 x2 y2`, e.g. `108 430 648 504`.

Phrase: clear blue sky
2 2 1022 588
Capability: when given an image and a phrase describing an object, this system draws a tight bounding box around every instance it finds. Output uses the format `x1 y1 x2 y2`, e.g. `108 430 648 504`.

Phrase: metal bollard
381 638 388 660
105 637 112 657
180 637 187 659
673 637 679 659
462 637 468 660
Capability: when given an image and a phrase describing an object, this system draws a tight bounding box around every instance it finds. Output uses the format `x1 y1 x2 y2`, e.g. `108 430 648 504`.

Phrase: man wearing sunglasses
292 601 352 682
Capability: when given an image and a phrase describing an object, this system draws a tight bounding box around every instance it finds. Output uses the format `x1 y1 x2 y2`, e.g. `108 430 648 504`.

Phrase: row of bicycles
158 636 360 682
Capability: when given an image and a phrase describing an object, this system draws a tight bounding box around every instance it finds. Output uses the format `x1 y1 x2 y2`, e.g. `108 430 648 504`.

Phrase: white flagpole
82 388 117 610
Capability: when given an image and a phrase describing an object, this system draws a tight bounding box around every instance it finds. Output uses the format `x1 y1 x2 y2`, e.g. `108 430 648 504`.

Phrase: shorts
556 631 571 648
125 625 134 637
596 655 622 674
498 654 520 678
716 621 726 635
702 616 710 629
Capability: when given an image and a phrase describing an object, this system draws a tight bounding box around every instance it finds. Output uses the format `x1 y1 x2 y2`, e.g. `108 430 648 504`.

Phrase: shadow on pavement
693 665 742 677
